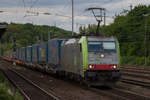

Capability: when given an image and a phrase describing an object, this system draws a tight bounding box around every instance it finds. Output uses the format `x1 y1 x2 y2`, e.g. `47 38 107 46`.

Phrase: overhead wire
19 0 150 33
22 0 39 17
29 0 39 10
22 0 26 8
56 0 71 14
22 0 73 19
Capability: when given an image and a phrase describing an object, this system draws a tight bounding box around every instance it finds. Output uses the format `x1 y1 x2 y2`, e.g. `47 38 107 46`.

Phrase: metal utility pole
129 4 133 11
72 0 74 36
0 24 7 57
48 31 51 40
41 33 43 42
144 14 148 67
104 9 106 35
0 39 1 57
104 9 106 27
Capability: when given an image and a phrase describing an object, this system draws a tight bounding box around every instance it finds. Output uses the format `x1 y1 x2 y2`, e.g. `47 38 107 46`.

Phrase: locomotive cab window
103 42 116 52
88 42 103 52
88 41 116 52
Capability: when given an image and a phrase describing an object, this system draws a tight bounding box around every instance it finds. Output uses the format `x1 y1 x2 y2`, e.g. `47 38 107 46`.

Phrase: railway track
121 67 150 71
121 66 150 82
2 61 150 100
90 87 150 100
121 72 150 80
121 66 150 89
2 68 59 100
121 68 150 75
121 78 150 89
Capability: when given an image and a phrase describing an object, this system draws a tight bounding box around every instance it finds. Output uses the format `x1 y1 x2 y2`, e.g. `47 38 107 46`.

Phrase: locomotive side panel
61 39 83 76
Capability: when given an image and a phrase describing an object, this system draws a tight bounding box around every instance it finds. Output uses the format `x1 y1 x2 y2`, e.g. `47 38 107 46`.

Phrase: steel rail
121 69 150 74
89 87 127 100
112 87 150 100
89 86 150 100
1 69 31 100
9 69 60 100
1 60 59 100
121 72 150 80
121 78 150 89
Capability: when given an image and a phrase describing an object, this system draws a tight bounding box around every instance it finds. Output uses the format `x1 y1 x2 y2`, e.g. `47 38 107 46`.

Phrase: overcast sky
0 0 150 32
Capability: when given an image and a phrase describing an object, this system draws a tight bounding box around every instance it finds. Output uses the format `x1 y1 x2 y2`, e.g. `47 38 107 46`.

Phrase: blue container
20 47 25 61
38 42 46 64
32 44 39 63
47 39 62 65
27 46 32 63
25 47 27 62
18 48 21 60
46 42 48 63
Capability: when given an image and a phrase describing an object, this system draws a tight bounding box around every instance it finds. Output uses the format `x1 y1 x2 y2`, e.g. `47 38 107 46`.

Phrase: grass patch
0 71 23 100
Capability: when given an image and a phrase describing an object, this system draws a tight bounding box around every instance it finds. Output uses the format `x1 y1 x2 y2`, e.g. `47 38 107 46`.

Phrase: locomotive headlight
112 65 117 69
88 64 95 69
110 64 117 69
100 54 105 58
89 65 93 69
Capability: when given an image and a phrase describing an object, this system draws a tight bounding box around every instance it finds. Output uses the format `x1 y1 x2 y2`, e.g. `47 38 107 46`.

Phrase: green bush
0 84 14 100
136 57 145 65
0 72 23 100
121 56 150 66
146 56 150 65
0 72 5 82
121 56 136 65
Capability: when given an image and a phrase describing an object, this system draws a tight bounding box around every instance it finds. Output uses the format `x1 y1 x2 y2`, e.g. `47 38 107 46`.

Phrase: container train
4 36 121 86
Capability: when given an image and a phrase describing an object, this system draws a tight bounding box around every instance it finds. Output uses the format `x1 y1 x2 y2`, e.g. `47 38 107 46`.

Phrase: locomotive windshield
88 41 116 52
88 42 103 52
103 42 116 50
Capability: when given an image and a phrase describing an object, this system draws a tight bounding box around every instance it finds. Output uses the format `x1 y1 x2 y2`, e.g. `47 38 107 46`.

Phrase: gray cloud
0 0 122 7
0 0 150 32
